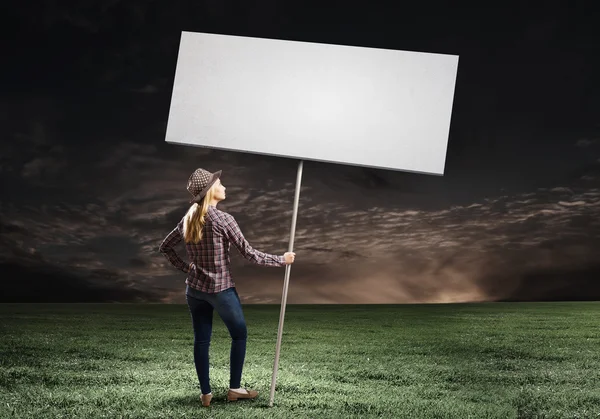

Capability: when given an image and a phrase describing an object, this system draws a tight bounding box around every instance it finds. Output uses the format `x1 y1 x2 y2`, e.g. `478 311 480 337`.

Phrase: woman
158 168 295 407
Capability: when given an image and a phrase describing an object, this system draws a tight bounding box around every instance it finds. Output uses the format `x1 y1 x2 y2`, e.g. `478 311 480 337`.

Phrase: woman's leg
213 287 248 389
186 293 214 395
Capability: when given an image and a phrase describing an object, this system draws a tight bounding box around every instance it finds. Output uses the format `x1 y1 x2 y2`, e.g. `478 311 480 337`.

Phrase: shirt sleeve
158 222 190 274
223 214 286 267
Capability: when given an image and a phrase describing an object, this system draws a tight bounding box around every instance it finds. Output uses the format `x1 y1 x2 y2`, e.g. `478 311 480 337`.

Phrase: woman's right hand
284 252 296 264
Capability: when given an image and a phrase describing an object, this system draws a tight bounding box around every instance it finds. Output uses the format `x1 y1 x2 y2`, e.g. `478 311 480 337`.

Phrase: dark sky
2 1 600 304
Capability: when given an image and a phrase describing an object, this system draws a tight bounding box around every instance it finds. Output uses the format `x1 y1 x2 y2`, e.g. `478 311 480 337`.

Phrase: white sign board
166 31 459 175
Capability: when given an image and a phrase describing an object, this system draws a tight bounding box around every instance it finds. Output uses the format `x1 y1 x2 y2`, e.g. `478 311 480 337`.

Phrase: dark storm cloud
21 156 67 179
0 217 159 302
129 257 147 267
576 138 599 148
0 262 158 303
2 125 600 303
498 263 600 302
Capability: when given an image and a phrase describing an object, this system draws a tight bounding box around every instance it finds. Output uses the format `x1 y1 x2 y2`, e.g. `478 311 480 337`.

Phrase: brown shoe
201 393 212 407
227 388 259 402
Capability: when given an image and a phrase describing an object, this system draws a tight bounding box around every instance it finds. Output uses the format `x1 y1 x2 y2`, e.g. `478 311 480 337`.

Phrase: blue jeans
185 285 248 395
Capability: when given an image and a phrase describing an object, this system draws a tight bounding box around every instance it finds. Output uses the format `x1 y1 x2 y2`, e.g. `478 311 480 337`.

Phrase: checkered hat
187 168 222 204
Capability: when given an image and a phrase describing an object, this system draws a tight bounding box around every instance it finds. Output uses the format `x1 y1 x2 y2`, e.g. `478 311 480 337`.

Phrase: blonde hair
183 185 216 244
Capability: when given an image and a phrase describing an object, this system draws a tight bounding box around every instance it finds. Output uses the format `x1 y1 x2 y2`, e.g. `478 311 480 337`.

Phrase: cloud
487 263 600 302
7 160 600 303
231 254 492 305
129 257 147 267
3 130 600 303
576 138 599 148
0 215 163 302
0 262 159 303
21 156 67 180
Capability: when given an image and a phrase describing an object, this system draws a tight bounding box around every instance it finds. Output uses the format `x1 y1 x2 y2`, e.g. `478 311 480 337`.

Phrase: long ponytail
183 186 215 244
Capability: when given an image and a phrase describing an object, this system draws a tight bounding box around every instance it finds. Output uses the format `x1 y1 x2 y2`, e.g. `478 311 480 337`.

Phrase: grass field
0 302 599 418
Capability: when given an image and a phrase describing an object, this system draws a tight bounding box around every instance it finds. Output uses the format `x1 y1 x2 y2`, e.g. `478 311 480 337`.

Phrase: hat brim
189 170 222 204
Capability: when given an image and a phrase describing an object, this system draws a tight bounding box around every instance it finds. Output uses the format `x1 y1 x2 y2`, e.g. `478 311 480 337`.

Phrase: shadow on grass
162 391 330 411
163 394 209 408
163 394 267 409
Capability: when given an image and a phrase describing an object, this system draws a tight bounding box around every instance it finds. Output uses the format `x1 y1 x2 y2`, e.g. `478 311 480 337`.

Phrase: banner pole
269 159 303 407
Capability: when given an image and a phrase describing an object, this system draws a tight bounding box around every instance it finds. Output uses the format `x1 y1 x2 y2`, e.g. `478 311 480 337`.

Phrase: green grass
1 302 599 418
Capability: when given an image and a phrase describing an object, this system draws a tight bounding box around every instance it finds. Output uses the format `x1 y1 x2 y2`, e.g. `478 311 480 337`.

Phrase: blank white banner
166 31 459 175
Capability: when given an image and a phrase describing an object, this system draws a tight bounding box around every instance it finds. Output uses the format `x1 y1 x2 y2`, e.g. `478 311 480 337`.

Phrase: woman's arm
158 223 191 273
223 214 286 267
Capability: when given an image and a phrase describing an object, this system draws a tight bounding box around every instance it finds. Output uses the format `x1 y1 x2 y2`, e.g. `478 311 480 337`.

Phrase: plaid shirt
159 205 286 293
